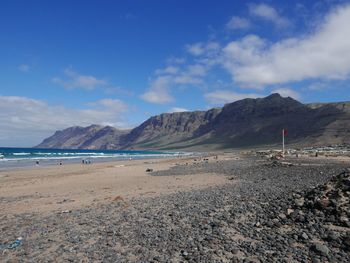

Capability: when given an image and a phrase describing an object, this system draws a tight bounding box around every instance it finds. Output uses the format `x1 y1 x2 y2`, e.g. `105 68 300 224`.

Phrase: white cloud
222 4 350 88
187 64 207 76
0 96 129 147
204 90 264 105
185 42 220 56
168 107 189 113
173 75 202 85
271 88 301 100
166 57 186 65
155 66 179 75
143 39 223 105
18 64 30 72
142 63 208 105
249 3 290 28
87 98 128 112
141 76 174 104
53 68 107 90
226 16 251 30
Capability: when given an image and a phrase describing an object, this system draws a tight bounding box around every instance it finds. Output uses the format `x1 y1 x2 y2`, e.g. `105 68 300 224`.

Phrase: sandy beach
0 154 232 215
1 153 349 262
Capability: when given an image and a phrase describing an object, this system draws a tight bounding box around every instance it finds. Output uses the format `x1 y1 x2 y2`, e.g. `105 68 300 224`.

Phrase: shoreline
0 151 201 172
0 153 233 216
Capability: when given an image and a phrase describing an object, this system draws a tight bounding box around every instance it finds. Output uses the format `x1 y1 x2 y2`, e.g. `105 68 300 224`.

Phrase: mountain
122 108 221 150
308 101 350 113
36 125 129 149
36 94 350 150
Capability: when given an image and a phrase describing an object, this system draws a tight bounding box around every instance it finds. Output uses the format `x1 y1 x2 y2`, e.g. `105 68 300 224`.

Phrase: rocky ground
1 156 349 262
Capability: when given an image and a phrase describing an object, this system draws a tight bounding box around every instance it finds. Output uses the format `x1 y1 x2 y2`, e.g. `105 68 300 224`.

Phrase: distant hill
36 94 350 150
36 125 129 149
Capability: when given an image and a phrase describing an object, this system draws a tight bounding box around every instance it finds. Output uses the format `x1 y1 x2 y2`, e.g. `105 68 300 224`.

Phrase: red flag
283 129 288 136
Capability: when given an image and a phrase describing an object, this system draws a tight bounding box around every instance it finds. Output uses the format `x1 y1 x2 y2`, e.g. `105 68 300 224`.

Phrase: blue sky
1 0 350 146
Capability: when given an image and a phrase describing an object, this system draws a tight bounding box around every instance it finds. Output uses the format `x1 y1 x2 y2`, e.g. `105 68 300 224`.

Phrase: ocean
0 147 191 170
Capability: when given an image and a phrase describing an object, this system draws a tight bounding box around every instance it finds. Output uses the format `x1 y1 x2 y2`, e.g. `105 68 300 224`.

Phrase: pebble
1 156 349 262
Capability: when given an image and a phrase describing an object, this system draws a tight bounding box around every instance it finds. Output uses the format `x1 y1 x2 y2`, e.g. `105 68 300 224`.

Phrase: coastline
0 148 199 171
0 153 232 216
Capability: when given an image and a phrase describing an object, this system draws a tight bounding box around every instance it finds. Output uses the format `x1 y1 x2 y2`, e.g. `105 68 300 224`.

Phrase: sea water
0 147 192 170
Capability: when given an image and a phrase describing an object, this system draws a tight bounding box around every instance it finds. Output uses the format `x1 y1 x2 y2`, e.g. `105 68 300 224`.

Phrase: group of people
35 159 91 166
82 159 92 165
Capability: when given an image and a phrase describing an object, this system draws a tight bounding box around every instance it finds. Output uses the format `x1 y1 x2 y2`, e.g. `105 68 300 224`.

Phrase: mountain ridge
36 94 350 150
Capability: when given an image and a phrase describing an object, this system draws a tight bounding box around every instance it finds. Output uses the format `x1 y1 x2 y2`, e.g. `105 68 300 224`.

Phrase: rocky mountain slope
308 101 350 113
36 94 350 150
36 125 129 149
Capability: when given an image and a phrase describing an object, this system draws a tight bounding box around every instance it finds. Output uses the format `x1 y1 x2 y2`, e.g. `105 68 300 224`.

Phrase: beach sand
0 154 233 215
1 153 349 262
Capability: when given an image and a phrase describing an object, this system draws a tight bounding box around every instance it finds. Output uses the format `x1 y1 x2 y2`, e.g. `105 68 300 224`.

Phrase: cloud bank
143 4 350 105
0 96 129 146
223 4 350 88
52 68 107 90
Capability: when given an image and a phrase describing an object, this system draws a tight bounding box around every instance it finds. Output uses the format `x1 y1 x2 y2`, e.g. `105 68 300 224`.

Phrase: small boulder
287 208 294 215
301 232 309 240
316 197 330 209
311 243 330 256
295 197 305 207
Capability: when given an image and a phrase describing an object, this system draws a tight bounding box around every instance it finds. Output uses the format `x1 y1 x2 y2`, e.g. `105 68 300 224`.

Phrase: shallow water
0 147 192 170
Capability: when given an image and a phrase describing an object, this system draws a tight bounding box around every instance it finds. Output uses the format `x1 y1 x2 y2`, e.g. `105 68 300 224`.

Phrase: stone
278 213 287 220
287 208 294 215
327 231 340 242
295 198 305 207
311 243 330 256
301 232 309 240
340 216 349 223
343 236 350 250
316 198 330 209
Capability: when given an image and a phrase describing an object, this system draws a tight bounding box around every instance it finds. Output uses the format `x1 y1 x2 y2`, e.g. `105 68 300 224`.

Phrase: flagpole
282 129 285 157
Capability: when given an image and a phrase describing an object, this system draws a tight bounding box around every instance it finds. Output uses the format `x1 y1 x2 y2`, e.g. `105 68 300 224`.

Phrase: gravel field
1 156 349 262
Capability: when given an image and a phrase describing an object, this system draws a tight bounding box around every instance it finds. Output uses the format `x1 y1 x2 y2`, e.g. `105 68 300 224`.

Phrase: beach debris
0 237 23 250
61 210 71 214
227 177 235 181
146 168 153 172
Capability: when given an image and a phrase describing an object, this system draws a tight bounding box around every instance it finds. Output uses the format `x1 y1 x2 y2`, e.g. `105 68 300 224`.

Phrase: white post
282 129 285 157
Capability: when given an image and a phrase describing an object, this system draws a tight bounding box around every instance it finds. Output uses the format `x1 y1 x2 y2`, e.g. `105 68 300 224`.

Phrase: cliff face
122 108 222 149
36 94 350 150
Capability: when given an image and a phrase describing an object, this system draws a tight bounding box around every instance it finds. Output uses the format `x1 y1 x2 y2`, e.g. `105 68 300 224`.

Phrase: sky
1 0 350 147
